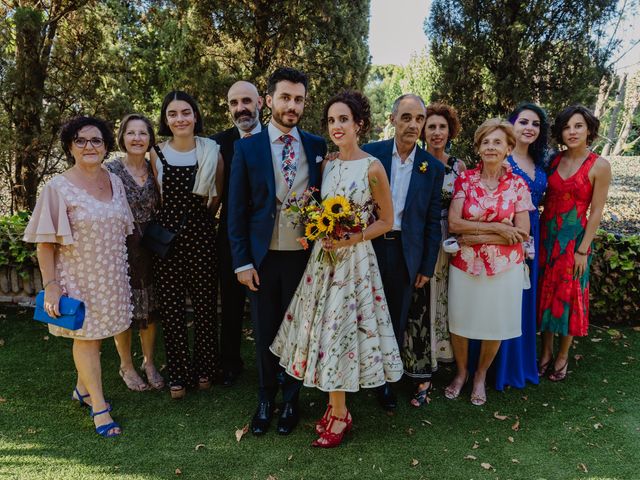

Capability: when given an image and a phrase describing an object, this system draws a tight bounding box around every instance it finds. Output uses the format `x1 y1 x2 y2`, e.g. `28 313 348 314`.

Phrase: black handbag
141 219 185 258
141 146 196 258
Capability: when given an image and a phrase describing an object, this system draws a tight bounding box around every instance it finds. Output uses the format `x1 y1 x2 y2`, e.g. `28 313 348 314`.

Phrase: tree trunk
601 73 627 157
612 98 639 155
594 75 614 118
11 8 46 211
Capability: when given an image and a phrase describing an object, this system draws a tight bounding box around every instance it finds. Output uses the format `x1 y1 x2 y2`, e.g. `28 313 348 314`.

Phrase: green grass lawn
0 306 638 480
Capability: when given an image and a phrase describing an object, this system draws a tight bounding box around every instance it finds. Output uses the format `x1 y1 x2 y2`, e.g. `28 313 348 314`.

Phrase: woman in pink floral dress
445 119 533 406
24 117 134 437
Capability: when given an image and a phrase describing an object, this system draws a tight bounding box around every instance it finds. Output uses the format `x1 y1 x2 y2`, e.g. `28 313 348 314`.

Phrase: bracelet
43 279 59 289
361 230 366 242
575 250 588 256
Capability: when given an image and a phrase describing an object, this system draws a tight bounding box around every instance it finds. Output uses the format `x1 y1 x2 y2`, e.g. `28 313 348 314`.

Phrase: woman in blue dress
491 103 549 390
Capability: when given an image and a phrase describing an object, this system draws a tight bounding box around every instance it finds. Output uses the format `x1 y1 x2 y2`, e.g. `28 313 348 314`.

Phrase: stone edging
0 266 40 305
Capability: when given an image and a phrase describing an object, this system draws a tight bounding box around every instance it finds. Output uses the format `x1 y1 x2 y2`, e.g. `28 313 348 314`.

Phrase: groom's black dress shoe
251 401 274 435
276 402 299 435
377 383 397 411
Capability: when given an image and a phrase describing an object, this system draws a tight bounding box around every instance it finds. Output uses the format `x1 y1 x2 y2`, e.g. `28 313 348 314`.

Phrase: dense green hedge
590 230 640 325
1 214 638 325
0 212 36 274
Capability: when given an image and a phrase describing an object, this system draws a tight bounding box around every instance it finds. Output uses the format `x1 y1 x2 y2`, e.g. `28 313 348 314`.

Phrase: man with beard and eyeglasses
228 67 327 436
362 94 444 412
211 81 264 387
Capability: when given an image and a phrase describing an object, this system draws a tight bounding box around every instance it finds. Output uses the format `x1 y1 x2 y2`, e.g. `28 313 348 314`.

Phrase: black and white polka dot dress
154 145 219 389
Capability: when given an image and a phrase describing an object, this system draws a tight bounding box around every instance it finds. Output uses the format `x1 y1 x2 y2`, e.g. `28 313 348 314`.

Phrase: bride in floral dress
271 91 402 448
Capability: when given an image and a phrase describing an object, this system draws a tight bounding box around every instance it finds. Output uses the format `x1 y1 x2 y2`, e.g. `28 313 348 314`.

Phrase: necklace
123 158 148 182
481 167 503 191
76 171 108 191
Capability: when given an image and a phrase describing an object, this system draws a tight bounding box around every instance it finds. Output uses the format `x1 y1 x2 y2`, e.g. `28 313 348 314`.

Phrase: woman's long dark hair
508 102 549 165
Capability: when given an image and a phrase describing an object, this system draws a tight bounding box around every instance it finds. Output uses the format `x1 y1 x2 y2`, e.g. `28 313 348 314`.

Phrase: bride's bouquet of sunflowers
284 187 375 264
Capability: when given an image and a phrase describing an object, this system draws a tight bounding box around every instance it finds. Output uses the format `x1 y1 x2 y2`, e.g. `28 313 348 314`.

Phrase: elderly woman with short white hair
444 118 534 406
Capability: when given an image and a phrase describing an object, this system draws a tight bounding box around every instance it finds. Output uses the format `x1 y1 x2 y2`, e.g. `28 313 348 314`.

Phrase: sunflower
317 213 335 233
305 222 321 240
322 195 351 217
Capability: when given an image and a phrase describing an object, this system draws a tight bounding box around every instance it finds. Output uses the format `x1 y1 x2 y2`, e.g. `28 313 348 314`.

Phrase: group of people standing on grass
24 66 611 446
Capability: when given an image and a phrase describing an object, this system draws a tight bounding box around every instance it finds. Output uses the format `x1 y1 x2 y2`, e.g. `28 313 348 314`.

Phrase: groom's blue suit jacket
228 128 327 271
362 139 444 281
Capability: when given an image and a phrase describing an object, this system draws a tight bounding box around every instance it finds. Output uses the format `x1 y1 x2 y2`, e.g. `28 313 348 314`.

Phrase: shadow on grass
1 307 639 479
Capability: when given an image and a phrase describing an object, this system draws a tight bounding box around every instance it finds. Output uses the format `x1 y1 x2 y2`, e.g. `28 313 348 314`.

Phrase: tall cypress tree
198 0 371 133
427 0 620 159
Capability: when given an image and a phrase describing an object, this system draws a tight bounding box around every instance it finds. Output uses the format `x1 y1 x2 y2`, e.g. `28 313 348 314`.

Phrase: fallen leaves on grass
0 397 6 403
287 455 293 461
43 336 49 341
607 329 622 339
511 459 520 464
508 436 514 443
0 338 4 347
235 424 249 442
472 441 479 449
195 444 205 451
480 462 494 471
175 468 182 475
591 338 602 342
407 427 415 435
464 455 477 461
493 411 508 420
421 419 432 426
578 463 588 473
266 475 278 480
593 423 603 429
512 417 520 431
410 459 419 467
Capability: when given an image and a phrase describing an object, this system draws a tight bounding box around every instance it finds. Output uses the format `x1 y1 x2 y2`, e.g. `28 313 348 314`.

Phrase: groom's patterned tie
280 134 296 188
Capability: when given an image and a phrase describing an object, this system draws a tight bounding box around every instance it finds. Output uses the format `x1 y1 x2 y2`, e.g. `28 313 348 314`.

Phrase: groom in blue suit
228 67 327 435
362 94 444 410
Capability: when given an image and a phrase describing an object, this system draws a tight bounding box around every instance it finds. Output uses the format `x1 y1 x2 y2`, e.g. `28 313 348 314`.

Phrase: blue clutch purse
34 291 86 330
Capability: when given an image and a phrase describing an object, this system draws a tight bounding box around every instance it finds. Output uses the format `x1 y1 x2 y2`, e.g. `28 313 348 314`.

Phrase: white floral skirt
270 241 403 392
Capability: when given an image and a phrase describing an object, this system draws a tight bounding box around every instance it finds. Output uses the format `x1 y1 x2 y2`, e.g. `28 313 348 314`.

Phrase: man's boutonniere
419 161 428 173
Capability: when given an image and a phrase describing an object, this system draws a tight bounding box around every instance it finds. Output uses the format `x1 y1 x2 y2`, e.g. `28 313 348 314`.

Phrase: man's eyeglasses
73 137 104 148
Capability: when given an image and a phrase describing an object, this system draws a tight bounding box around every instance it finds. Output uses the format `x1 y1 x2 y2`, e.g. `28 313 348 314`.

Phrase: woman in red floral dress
538 105 611 381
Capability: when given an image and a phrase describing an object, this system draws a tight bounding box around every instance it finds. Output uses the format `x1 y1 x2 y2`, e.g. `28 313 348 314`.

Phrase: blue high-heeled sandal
71 387 90 407
89 403 112 417
91 406 121 438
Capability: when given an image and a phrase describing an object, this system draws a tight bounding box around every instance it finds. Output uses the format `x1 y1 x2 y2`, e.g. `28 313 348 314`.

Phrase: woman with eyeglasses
106 114 163 392
24 116 135 437
150 91 223 399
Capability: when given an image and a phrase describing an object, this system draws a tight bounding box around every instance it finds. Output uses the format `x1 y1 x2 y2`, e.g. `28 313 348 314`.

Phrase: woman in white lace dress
24 117 133 438
271 91 402 448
